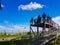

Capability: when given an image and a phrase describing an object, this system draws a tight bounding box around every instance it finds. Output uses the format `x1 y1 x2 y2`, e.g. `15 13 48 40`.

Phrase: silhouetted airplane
0 2 2 10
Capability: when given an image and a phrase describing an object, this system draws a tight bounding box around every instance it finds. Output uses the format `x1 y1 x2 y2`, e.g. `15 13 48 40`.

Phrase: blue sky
0 0 60 33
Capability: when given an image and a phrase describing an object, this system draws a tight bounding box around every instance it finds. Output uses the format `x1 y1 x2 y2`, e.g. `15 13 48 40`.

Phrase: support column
42 20 46 37
30 25 31 39
37 26 39 38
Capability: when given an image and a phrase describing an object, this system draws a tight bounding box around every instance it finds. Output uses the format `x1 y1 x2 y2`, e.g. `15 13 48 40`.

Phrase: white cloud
0 21 30 33
18 2 45 10
0 26 6 30
52 16 60 26
1 20 43 33
0 25 30 33
4 20 14 27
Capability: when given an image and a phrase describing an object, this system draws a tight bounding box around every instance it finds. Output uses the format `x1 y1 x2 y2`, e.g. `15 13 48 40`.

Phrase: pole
37 26 39 38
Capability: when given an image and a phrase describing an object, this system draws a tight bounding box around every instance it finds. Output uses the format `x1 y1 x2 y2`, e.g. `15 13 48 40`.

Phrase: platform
30 23 53 28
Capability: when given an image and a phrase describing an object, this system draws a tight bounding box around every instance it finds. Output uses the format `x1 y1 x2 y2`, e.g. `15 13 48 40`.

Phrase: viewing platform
28 13 60 45
31 22 53 28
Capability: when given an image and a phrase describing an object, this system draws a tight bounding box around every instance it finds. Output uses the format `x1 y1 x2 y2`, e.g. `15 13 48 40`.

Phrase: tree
27 32 31 35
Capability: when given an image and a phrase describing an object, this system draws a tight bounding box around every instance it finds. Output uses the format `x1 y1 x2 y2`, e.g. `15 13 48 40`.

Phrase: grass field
0 39 30 45
0 33 60 45
45 35 60 45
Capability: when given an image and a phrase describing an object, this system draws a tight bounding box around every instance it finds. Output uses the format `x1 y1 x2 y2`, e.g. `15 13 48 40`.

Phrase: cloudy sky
0 0 60 33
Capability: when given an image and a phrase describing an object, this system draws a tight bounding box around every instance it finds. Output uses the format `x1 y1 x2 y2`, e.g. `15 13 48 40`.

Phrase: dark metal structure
29 13 60 45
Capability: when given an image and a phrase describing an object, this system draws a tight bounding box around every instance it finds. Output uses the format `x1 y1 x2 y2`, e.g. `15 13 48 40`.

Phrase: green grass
0 36 60 45
0 39 30 45
45 35 60 45
0 33 60 45
0 41 11 45
0 33 27 38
